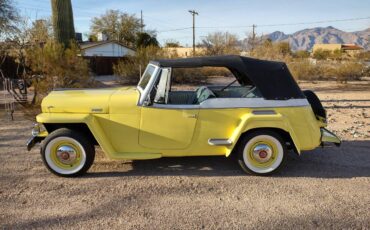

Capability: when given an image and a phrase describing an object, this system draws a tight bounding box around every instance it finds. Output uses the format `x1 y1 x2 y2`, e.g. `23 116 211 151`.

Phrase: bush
288 60 365 82
333 61 365 83
26 41 93 103
251 41 292 62
113 45 172 84
288 60 319 80
171 67 231 84
293 50 310 59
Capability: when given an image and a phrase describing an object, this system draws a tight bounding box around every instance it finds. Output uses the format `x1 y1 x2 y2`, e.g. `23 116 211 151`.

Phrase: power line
258 16 370 27
157 27 192 33
157 16 370 33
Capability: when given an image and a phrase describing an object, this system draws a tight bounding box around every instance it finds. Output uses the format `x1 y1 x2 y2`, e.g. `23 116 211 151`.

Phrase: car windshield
138 65 156 90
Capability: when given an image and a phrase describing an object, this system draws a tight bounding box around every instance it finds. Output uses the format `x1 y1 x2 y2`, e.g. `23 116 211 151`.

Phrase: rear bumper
321 128 341 147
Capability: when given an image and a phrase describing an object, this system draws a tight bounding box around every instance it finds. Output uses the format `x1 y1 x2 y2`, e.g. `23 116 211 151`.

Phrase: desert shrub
293 50 310 59
313 48 332 60
355 51 370 60
288 60 319 80
172 68 207 84
288 59 365 82
26 40 93 103
251 41 292 62
171 67 231 84
333 61 365 83
201 32 241 55
113 45 173 84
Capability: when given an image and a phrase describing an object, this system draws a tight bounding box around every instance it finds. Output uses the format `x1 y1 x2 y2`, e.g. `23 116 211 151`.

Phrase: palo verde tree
50 0 75 47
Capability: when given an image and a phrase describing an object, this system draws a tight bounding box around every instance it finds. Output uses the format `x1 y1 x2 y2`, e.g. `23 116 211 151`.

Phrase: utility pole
140 10 143 33
251 24 257 51
188 10 198 56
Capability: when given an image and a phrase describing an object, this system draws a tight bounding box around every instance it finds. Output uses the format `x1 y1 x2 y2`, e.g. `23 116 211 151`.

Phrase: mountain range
265 26 369 51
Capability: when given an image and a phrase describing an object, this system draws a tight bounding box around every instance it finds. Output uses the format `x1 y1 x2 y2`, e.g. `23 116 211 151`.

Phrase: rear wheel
41 128 95 177
236 130 287 175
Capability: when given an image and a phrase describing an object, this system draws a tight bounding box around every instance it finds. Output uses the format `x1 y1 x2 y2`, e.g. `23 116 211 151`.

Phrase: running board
208 139 233 146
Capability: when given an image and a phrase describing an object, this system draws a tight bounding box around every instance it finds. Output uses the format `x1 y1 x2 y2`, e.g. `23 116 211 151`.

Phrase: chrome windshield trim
138 64 160 106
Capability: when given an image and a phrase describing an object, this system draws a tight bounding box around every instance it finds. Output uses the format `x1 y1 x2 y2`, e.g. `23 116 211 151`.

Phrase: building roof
79 40 135 51
313 43 364 51
341 44 364 50
152 55 304 100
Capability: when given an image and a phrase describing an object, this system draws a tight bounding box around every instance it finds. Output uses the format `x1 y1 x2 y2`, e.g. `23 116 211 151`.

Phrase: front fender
36 113 117 159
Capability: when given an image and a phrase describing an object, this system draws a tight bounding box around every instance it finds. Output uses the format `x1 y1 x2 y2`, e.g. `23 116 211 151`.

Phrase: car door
139 68 199 150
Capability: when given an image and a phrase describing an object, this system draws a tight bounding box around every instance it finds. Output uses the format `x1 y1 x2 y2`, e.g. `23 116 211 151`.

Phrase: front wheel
236 130 287 175
41 128 95 177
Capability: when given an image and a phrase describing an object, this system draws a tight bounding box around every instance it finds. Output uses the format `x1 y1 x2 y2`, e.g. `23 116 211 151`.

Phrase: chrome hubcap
252 144 273 163
56 146 77 164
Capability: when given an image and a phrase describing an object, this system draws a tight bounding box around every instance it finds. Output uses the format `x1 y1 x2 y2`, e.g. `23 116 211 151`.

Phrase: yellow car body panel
36 85 323 160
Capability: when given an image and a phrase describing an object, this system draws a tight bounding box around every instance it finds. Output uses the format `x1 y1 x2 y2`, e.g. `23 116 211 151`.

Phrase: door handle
187 114 197 118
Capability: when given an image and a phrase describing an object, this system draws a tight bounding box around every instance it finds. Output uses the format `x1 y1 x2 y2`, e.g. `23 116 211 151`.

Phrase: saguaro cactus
51 0 75 47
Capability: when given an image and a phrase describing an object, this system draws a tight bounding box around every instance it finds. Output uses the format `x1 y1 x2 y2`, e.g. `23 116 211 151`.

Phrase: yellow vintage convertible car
27 55 341 177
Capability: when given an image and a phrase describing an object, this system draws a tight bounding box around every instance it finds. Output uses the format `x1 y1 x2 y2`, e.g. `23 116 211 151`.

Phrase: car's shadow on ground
85 140 370 179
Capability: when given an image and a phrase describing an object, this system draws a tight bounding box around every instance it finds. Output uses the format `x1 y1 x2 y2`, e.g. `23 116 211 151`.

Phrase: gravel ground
0 81 369 229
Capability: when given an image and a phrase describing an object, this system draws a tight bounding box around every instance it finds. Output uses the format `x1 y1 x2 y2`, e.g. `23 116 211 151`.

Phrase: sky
15 0 370 46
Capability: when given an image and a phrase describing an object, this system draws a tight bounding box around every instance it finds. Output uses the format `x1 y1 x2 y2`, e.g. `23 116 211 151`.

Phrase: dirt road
0 81 369 229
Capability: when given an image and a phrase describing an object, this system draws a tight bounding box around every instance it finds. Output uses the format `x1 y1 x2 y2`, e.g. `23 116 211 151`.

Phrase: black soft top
151 55 304 100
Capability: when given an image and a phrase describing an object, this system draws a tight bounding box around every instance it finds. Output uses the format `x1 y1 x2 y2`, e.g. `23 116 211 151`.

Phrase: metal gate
1 78 28 120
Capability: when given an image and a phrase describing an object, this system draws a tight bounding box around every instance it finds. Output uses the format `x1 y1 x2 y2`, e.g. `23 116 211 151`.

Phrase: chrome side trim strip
252 110 276 115
153 104 200 109
208 139 233 146
149 98 309 109
201 98 310 108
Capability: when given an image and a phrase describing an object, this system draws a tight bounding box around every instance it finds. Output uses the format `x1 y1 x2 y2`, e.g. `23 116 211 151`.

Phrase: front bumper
26 123 48 151
26 136 45 151
321 128 341 147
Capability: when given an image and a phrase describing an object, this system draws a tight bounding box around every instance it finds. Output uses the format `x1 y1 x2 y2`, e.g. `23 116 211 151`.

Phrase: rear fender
226 112 301 156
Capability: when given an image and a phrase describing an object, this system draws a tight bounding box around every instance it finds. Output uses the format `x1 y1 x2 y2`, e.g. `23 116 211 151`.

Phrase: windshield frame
137 63 160 106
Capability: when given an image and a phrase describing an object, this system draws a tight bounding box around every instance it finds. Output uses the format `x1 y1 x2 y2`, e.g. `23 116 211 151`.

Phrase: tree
0 0 18 39
29 19 53 45
201 32 240 55
91 10 141 47
136 32 159 48
26 40 93 103
51 0 76 47
164 40 181 48
114 46 166 83
0 0 18 78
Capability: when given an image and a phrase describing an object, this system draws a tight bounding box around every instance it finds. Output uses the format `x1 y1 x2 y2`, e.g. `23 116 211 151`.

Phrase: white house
80 41 135 57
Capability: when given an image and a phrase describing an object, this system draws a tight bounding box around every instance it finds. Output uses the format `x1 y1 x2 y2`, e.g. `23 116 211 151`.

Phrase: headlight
31 123 45 136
